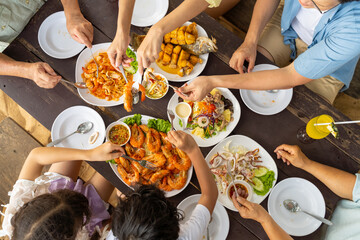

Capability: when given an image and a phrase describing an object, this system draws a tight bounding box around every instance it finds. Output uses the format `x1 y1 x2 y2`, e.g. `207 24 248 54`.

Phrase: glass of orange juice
297 114 335 143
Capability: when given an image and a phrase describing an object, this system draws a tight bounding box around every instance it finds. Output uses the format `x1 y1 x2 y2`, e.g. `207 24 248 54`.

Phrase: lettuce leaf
253 171 275 196
124 114 142 126
148 119 172 133
124 47 138 74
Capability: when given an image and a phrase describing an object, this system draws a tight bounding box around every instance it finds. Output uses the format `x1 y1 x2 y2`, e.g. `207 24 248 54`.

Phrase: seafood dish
110 114 192 193
180 88 234 139
131 22 217 77
142 68 169 99
108 124 130 145
209 141 275 197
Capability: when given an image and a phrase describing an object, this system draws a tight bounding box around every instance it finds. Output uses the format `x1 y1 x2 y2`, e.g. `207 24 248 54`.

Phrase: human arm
61 0 93 48
274 144 356 200
107 0 135 70
167 131 218 214
18 142 125 181
136 0 210 74
229 0 280 73
0 53 61 88
232 196 293 240
177 63 311 102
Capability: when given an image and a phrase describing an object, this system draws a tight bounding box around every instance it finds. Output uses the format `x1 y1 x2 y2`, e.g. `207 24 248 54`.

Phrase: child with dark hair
0 142 125 240
106 131 218 240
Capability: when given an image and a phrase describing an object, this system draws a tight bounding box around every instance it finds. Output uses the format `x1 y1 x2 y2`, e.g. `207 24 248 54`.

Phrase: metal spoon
227 161 240 199
89 48 99 78
283 199 333 225
266 90 279 93
47 121 93 147
60 79 87 89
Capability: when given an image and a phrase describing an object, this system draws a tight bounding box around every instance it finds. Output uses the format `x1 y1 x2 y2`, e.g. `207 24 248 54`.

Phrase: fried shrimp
143 152 167 167
118 164 140 185
167 171 187 190
146 128 161 153
158 176 173 191
173 148 191 171
150 170 169 183
115 157 131 172
130 123 145 148
159 132 172 151
125 143 146 160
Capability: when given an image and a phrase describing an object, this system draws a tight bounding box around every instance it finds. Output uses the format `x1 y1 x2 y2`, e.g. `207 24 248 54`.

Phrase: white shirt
106 204 211 240
291 6 322 45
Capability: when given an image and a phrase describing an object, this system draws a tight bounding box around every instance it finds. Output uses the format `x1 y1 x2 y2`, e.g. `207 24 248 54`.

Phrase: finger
84 23 94 43
236 56 246 74
107 49 117 69
38 77 57 89
138 56 144 75
277 150 292 160
115 52 123 69
175 90 193 101
236 195 251 208
41 63 57 76
274 144 291 153
248 57 255 73
81 27 93 48
166 131 177 144
75 29 91 48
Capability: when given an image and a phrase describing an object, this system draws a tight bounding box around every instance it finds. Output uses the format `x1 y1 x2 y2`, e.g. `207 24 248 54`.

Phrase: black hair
11 189 91 240
112 184 184 240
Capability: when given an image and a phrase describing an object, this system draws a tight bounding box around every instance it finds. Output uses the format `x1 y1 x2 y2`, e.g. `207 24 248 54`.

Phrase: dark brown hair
11 189 91 240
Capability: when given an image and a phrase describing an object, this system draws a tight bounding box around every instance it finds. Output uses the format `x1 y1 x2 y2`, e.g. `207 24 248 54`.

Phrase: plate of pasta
205 135 278 211
75 43 142 107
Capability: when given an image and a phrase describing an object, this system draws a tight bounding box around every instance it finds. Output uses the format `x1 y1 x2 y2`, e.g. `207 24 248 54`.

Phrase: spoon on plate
283 199 333 225
60 79 87 89
47 121 93 147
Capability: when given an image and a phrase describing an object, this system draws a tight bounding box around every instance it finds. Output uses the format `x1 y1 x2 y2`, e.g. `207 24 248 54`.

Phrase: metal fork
167 109 176 131
121 155 157 171
89 48 99 78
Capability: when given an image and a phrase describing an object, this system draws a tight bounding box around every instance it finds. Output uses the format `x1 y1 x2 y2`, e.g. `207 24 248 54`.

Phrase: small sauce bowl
227 180 253 202
174 102 192 130
106 121 131 146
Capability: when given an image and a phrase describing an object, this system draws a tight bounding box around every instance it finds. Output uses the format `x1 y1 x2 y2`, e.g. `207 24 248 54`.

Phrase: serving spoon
47 121 93 147
61 79 87 89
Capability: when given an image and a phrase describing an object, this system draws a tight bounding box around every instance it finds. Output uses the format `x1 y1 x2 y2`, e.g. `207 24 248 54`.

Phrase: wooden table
1 0 360 239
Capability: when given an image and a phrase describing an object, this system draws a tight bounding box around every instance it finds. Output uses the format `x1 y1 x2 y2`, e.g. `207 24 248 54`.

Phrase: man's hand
176 76 215 102
229 41 257 74
28 62 61 88
136 27 164 74
107 32 130 71
232 195 270 224
274 144 311 169
66 13 93 48
88 142 126 161
167 130 198 155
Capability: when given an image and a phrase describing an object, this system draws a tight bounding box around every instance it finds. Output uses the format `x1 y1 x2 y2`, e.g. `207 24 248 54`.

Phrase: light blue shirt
324 173 360 240
281 0 360 90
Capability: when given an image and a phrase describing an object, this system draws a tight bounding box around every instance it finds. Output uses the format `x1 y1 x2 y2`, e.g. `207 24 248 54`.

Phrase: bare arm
0 53 32 79
275 145 356 200
261 215 293 240
167 131 218 214
19 142 125 181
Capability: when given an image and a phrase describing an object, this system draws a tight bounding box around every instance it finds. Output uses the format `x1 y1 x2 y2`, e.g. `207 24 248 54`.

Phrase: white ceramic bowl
226 180 253 202
105 121 131 146
142 69 169 100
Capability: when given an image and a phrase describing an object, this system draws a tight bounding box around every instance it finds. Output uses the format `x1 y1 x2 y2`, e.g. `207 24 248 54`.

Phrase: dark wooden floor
223 0 360 99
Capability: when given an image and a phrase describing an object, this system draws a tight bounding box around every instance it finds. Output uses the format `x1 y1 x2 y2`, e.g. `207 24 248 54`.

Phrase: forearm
261 215 293 240
244 0 280 44
151 0 209 36
0 53 32 79
209 64 310 90
188 147 218 213
61 0 82 17
302 160 356 200
116 0 135 36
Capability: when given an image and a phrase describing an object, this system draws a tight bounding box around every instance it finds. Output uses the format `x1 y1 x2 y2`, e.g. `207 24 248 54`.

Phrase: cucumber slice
253 167 268 177
251 177 264 192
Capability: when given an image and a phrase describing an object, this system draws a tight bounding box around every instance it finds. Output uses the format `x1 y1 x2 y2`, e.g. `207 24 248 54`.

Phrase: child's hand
89 142 125 161
167 130 198 154
232 194 269 224
274 144 310 169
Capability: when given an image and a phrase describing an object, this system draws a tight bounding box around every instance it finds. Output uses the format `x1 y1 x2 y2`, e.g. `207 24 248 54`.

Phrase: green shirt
0 0 45 52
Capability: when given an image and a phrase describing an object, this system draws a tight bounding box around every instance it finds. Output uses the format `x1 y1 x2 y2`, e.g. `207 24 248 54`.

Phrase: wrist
301 158 313 172
23 62 35 80
243 35 258 47
259 212 272 225
149 24 165 37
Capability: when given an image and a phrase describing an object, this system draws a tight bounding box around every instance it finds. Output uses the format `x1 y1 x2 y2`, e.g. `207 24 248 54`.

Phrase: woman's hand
107 31 130 71
167 130 198 155
28 62 61 88
232 195 270 223
66 13 93 48
136 27 164 74
274 144 311 169
88 142 125 161
176 76 215 102
229 41 257 74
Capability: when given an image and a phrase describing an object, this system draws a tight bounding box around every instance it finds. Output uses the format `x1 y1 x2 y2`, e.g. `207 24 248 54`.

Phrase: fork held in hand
167 109 176 131
121 155 157 171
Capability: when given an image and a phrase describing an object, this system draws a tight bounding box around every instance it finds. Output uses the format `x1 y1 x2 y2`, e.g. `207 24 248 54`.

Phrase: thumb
178 83 191 93
277 150 292 161
236 196 251 208
42 63 57 76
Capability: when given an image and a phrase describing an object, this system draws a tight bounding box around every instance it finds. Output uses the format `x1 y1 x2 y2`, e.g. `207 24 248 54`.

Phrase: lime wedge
251 177 264 192
253 167 268 177
326 122 339 138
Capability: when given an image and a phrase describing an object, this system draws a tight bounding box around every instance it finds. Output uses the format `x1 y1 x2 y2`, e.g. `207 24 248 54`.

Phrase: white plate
268 178 326 236
177 194 229 240
75 43 142 107
167 88 241 147
240 64 293 115
149 22 209 82
108 114 193 198
205 135 278 211
51 106 105 149
38 11 85 59
131 0 169 27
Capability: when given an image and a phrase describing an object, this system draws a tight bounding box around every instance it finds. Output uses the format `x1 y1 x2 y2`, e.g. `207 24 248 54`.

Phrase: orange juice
306 115 334 139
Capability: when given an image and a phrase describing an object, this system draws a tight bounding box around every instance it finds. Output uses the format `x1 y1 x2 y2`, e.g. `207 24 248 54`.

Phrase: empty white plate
38 11 85 59
240 64 293 115
268 177 326 236
51 106 105 149
131 0 169 27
